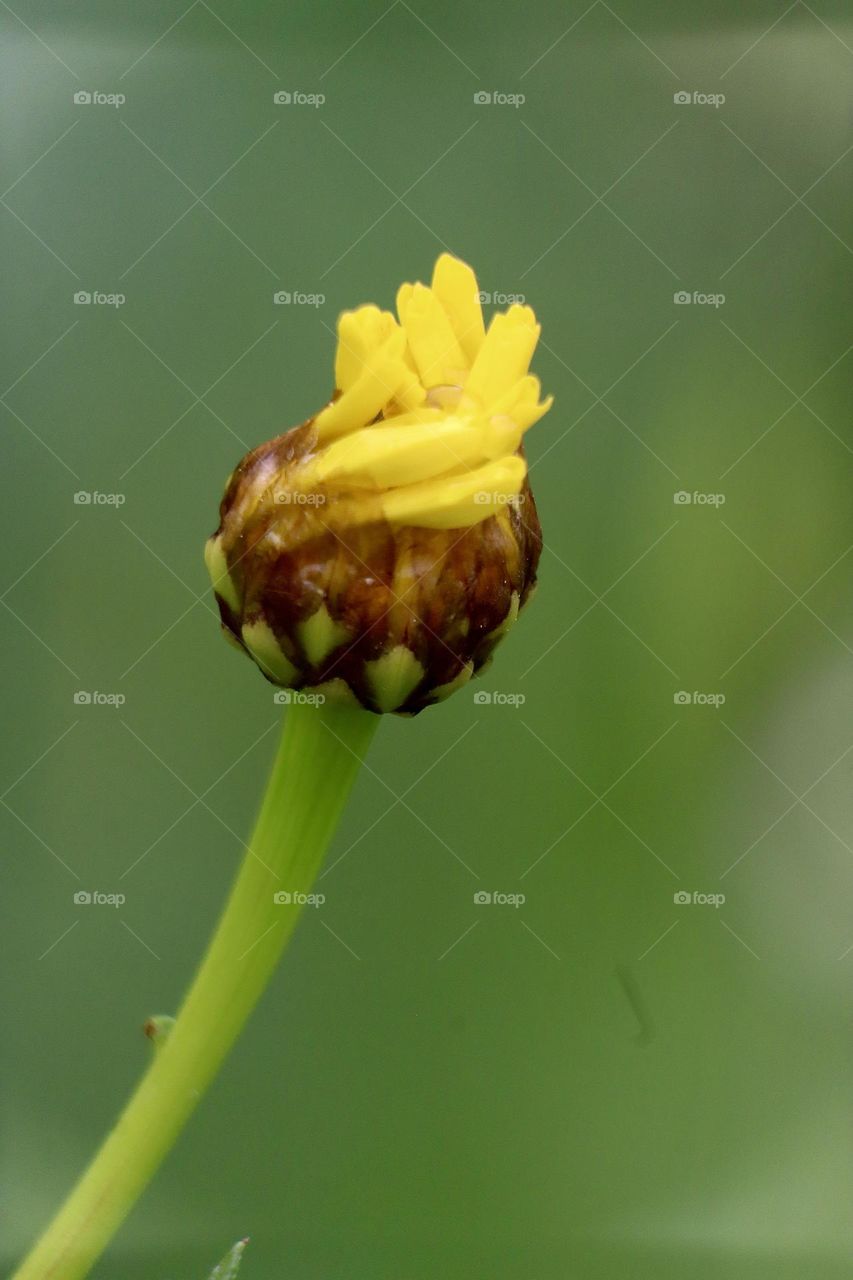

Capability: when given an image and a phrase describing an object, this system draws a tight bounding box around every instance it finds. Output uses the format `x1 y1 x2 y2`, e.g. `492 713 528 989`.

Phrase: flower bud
206 255 552 714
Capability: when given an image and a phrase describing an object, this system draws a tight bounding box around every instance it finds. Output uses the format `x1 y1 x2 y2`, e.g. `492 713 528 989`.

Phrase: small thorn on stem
143 1014 176 1050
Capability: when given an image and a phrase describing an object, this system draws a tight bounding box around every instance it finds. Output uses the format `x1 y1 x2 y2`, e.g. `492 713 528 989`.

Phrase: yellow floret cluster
293 253 553 529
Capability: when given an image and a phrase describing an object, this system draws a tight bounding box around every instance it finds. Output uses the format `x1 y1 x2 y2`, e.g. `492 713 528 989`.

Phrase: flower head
206 254 552 714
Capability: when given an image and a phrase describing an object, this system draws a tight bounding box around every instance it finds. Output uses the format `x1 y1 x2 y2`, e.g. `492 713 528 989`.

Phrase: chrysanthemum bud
206 254 552 714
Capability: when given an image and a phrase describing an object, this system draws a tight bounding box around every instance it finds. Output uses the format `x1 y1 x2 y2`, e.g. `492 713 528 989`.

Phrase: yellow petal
379 455 527 529
489 375 554 432
463 305 540 407
334 306 379 390
314 329 408 441
431 253 486 364
334 307 400 394
395 282 414 321
512 392 553 432
304 414 515 491
373 407 445 427
397 282 466 388
481 413 524 457
389 364 427 413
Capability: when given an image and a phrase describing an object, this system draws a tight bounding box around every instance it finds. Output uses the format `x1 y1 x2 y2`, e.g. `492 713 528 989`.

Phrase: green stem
14 701 378 1280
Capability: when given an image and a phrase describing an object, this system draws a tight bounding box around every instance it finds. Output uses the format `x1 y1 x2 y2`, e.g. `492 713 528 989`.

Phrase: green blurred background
2 2 852 1277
